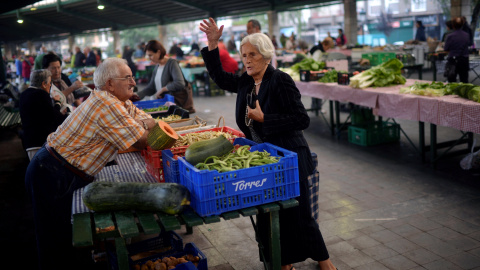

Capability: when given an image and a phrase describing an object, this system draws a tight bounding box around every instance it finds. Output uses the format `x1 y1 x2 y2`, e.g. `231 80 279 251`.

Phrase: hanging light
16 10 23 24
97 0 105 10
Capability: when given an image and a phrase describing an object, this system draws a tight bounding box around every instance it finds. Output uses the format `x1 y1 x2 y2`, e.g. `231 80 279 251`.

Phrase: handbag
444 59 456 78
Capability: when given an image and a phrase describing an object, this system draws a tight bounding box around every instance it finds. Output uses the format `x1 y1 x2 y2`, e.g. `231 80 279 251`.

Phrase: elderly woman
199 18 336 270
134 40 195 113
19 69 68 160
25 58 155 270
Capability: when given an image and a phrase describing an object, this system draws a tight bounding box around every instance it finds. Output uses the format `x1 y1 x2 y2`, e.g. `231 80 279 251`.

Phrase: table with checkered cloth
71 151 157 217
295 79 480 134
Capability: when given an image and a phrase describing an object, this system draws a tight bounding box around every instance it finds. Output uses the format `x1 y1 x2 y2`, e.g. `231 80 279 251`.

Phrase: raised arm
199 17 224 51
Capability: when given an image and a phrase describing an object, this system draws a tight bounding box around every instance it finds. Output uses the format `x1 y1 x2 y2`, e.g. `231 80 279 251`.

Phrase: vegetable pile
290 58 326 73
400 82 480 102
173 131 239 147
133 254 201 270
195 145 279 172
318 70 338 83
349 58 406 89
143 105 169 112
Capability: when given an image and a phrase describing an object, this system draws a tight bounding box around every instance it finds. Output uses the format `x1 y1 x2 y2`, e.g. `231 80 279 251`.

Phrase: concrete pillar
344 0 358 46
112 30 121 56
4 43 14 60
68 35 75 52
267 10 279 39
27 41 35 56
157 24 167 46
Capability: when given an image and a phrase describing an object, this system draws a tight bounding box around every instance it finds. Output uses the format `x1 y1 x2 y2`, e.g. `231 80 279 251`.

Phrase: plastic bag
460 140 480 170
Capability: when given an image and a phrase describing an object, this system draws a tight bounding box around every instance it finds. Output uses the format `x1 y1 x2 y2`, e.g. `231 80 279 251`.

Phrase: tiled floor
2 68 480 269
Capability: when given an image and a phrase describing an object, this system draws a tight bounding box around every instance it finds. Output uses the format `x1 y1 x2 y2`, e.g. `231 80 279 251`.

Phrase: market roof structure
0 0 341 42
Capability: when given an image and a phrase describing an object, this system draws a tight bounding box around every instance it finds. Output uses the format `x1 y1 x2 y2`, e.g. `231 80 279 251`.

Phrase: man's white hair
240 33 274 60
93 58 128 89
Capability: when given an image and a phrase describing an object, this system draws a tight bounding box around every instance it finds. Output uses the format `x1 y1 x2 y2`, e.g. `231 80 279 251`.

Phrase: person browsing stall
43 52 84 111
19 69 68 160
444 17 470 83
246 19 277 68
25 57 156 270
199 18 337 270
134 40 195 113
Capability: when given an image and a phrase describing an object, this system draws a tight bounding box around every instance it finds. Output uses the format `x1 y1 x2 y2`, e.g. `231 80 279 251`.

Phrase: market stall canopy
0 0 339 42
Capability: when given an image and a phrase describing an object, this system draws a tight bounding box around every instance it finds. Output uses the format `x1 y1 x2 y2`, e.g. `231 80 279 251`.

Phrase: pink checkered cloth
296 79 480 134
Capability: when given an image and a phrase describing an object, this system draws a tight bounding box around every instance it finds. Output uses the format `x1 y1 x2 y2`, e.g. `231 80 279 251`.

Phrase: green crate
361 52 396 66
206 78 225 96
348 121 400 146
351 107 375 126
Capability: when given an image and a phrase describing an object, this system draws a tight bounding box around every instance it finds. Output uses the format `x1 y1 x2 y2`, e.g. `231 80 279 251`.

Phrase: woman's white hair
93 58 128 89
240 33 274 60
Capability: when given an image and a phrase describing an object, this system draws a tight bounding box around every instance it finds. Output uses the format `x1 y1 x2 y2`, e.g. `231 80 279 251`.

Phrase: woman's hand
199 17 224 51
247 100 264 123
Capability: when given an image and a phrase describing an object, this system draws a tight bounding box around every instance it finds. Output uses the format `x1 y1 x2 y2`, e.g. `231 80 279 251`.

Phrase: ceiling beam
55 0 125 30
21 14 76 33
100 0 174 24
170 0 223 17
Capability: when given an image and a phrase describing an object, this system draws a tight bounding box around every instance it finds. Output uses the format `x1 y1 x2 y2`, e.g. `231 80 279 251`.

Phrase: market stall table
71 151 297 270
295 79 479 166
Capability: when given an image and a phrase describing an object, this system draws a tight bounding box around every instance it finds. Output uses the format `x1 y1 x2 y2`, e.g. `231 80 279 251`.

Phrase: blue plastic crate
162 137 257 185
178 142 300 217
133 94 175 109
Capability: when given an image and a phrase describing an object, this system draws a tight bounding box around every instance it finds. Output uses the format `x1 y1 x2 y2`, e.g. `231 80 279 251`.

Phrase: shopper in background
227 34 237 53
34 46 48 70
123 45 137 79
22 55 34 83
335 28 347 46
19 69 68 160
25 58 155 270
134 43 145 58
285 33 296 50
415 21 426 42
246 19 277 68
444 17 470 83
442 20 454 43
134 40 195 113
461 16 474 47
200 17 337 270
73 46 86 68
43 52 84 110
84 47 96 66
280 33 287 48
15 54 23 85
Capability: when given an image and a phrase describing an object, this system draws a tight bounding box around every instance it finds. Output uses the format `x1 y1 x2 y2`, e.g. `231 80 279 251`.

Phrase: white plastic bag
460 139 480 170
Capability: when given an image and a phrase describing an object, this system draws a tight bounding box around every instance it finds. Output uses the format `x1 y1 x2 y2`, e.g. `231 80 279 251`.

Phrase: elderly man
19 69 68 160
246 19 277 68
25 58 156 270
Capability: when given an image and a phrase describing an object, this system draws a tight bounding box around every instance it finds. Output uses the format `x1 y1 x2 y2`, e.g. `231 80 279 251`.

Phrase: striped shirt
47 90 152 175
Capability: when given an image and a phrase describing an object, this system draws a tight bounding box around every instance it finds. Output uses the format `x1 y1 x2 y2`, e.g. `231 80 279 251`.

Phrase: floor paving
2 68 480 269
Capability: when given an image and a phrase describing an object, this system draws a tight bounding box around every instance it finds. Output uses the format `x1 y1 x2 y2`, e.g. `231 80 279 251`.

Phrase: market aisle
173 90 480 270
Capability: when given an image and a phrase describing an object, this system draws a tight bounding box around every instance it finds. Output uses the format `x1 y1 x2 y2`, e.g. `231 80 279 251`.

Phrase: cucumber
82 181 190 214
185 135 234 166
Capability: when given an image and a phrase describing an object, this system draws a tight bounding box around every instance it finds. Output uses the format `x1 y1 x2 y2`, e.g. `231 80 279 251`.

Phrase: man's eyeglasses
112 75 135 82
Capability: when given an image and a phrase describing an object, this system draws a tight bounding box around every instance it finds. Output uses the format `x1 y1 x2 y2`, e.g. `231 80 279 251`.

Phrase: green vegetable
290 58 326 73
318 70 338 83
349 58 406 89
143 105 169 112
399 81 446 97
82 181 191 214
195 145 279 172
185 135 234 166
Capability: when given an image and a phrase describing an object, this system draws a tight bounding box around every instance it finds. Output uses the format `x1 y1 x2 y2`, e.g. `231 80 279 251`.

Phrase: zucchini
185 135 234 166
82 182 190 215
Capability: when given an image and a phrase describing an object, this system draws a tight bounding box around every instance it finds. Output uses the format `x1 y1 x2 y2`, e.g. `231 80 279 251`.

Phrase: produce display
318 70 338 83
290 58 326 73
195 145 279 172
133 255 201 270
185 135 234 166
143 105 170 112
400 82 480 102
147 120 179 150
172 130 239 147
349 58 406 89
82 182 191 214
157 115 182 122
